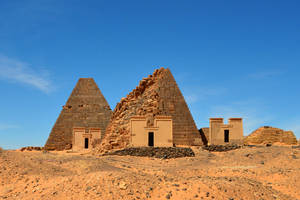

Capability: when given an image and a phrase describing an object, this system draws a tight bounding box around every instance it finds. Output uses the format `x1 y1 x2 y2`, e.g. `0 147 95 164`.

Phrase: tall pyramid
97 68 202 152
44 78 112 150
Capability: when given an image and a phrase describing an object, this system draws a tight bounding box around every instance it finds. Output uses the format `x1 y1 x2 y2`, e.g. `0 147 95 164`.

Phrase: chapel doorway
84 138 89 149
148 132 154 146
224 130 229 143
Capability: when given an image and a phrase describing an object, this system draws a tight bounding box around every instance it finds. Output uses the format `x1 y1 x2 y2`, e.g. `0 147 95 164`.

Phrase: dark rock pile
20 146 43 151
245 145 264 148
104 147 195 159
202 145 241 152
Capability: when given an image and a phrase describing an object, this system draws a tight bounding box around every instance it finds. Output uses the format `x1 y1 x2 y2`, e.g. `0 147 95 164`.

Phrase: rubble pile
202 145 241 152
19 146 43 151
97 69 163 153
104 147 195 159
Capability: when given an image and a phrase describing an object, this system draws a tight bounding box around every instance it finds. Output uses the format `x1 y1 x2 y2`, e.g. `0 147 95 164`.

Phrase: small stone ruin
244 126 298 145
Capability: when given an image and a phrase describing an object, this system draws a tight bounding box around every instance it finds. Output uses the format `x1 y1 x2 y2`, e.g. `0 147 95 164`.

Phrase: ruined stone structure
97 68 201 152
208 118 244 145
72 127 101 151
244 126 297 145
44 78 112 150
130 116 173 147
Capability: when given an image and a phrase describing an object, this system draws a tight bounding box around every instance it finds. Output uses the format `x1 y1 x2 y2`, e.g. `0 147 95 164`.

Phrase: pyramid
44 78 112 150
97 68 201 152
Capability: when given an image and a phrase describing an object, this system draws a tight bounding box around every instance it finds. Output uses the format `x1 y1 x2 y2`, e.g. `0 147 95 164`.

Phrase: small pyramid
97 68 201 152
44 78 112 150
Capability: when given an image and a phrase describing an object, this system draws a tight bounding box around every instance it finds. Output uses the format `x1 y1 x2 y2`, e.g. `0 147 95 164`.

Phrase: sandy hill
1 146 300 199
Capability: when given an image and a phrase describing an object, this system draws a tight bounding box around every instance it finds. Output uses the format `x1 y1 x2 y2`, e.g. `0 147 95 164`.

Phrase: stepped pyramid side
44 78 112 150
156 68 200 145
97 68 201 153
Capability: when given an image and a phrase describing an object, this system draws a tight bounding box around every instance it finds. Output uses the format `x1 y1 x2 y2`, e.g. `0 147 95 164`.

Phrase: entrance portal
224 130 229 143
84 138 89 149
148 132 154 146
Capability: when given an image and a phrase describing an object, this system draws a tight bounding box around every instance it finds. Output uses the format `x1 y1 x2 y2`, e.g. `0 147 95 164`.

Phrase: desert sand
1 146 300 200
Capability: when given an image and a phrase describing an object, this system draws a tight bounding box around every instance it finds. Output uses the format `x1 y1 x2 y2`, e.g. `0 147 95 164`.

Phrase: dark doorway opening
84 138 89 149
148 132 154 147
224 130 229 143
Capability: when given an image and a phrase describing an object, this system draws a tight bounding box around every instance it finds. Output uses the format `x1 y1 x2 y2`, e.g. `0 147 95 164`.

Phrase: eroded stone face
97 68 201 153
44 78 112 151
244 126 298 145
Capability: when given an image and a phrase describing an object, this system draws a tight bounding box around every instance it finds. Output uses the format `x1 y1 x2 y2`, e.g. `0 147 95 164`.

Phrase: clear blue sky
0 0 299 149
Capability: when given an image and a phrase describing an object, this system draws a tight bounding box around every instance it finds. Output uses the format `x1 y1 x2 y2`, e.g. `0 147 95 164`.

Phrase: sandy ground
1 146 300 200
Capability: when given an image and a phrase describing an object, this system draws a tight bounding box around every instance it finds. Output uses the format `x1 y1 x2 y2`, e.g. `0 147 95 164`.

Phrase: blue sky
0 0 299 149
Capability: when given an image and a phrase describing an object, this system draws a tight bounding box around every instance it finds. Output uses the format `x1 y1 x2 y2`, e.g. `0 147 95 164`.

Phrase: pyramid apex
151 67 172 78
153 67 170 71
78 77 95 81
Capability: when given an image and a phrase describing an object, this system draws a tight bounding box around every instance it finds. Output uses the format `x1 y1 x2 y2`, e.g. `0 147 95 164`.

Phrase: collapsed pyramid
244 126 298 145
44 78 112 150
97 68 202 152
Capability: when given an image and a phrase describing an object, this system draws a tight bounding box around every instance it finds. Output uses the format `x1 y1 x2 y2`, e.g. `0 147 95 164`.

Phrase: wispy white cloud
184 87 227 104
248 70 284 79
208 100 273 135
185 94 199 104
0 123 18 131
0 55 53 93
